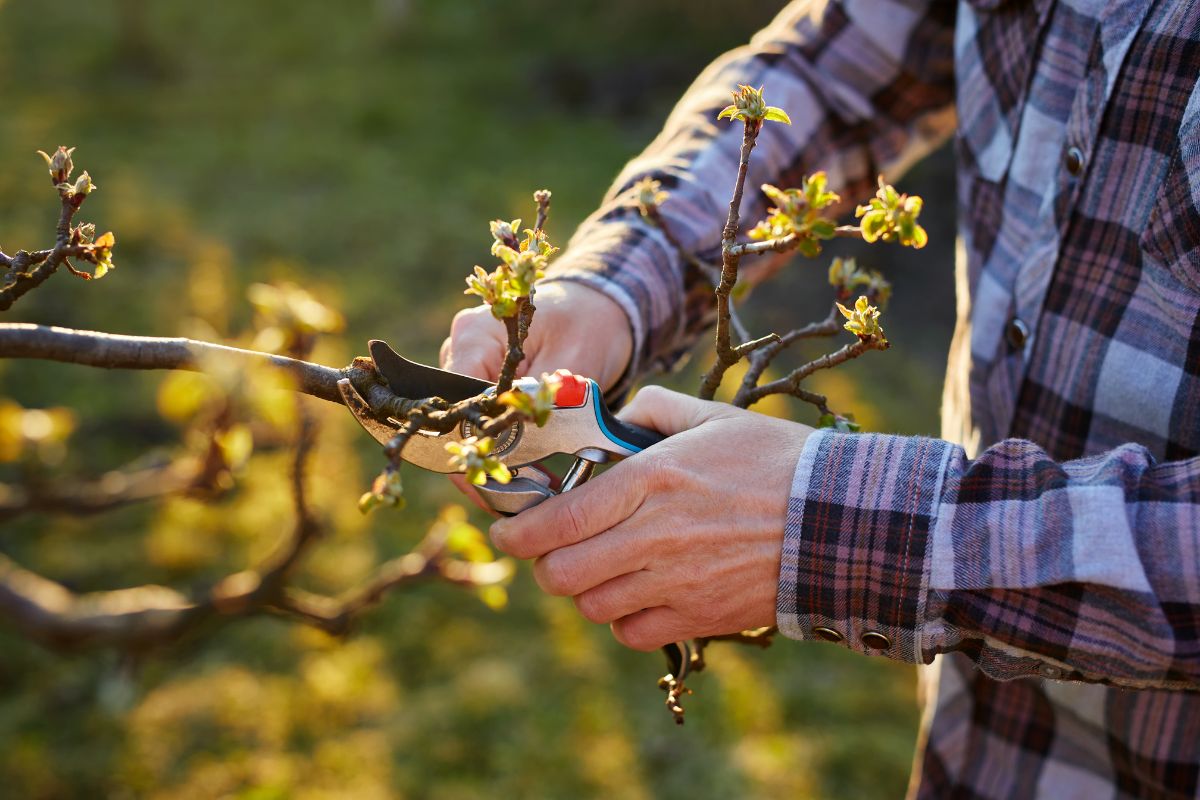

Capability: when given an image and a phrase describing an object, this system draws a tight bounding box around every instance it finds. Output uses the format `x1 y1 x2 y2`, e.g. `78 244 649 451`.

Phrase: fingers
531 526 648 597
617 385 734 436
442 306 506 380
611 606 688 652
489 460 648 559
448 473 501 517
572 570 658 624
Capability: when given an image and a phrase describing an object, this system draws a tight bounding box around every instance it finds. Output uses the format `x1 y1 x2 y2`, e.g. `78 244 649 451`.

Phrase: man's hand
489 386 812 651
441 281 633 392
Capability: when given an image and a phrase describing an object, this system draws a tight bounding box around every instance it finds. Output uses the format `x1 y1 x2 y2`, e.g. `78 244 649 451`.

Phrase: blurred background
0 0 957 797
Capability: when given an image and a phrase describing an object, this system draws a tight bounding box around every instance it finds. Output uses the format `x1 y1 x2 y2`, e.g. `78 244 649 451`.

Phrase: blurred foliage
0 0 958 797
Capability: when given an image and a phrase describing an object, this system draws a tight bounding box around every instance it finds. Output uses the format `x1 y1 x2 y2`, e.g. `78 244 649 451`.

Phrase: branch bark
698 121 761 400
0 195 78 311
0 323 350 405
0 456 214 523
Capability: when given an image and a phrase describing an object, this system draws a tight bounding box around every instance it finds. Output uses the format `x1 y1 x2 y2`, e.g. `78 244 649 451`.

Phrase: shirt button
1006 317 1029 351
1065 145 1086 176
812 626 844 644
861 631 891 650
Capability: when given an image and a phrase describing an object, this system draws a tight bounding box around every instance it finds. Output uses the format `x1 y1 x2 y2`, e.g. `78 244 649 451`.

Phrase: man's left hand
489 386 812 651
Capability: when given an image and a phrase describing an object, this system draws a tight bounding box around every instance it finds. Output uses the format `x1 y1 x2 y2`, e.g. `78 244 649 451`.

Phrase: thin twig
494 301 528 394
533 189 552 232
0 197 78 311
643 207 754 345
725 225 861 258
698 121 762 400
732 304 841 408
736 335 889 408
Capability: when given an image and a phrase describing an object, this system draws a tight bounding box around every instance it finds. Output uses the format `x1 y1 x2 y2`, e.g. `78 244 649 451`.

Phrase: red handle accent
552 369 589 408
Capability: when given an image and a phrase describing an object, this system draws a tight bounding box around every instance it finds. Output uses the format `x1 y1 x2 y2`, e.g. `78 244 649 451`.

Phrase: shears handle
498 441 692 714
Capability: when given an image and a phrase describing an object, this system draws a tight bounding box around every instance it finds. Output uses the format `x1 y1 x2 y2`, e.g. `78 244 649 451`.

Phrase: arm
783 430 1200 689
489 387 1200 691
545 0 957 392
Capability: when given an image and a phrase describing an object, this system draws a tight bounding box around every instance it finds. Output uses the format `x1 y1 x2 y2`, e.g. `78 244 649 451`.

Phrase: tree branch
698 121 761 400
736 335 889 408
732 304 841 408
0 195 78 311
0 456 216 523
0 323 351 405
724 225 861 258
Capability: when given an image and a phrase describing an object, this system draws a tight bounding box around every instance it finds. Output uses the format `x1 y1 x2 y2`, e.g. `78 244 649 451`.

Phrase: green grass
0 1 958 796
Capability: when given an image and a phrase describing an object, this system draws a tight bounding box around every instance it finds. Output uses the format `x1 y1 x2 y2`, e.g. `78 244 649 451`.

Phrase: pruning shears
337 340 694 690
337 340 665 515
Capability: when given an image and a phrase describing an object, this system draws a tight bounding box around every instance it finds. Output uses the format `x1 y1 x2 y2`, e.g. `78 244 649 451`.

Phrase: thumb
615 385 734 436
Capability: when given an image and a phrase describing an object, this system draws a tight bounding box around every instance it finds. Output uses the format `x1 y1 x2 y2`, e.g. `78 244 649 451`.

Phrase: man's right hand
440 280 633 391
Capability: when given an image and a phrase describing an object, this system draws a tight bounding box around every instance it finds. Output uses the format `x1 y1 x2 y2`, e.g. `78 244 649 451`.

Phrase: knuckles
610 618 662 652
449 305 489 338
551 496 593 550
639 451 686 493
532 552 579 596
573 592 612 625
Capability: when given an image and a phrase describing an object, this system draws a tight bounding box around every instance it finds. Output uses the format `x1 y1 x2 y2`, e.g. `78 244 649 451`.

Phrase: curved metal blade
337 378 400 445
368 340 493 402
338 377 462 472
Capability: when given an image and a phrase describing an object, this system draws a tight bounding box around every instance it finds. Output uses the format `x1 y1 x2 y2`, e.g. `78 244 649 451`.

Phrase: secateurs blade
337 339 663 516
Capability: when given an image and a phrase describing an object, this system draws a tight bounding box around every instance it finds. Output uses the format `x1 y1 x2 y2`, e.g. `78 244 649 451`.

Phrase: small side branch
725 225 861 258
0 198 78 311
733 304 841 408
495 299 535 394
737 335 889 408
698 122 762 400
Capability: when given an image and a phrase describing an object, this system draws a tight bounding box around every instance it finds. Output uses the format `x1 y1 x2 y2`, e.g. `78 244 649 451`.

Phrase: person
440 1 1200 796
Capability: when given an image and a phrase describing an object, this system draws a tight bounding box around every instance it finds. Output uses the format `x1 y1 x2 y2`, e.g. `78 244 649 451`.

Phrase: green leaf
797 237 821 258
717 105 739 121
808 219 836 239
446 520 493 563
763 106 792 124
860 211 887 243
761 184 787 205
486 460 512 484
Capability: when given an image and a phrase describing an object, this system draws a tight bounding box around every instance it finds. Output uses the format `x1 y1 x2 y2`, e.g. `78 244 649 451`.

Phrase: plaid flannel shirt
543 0 1200 796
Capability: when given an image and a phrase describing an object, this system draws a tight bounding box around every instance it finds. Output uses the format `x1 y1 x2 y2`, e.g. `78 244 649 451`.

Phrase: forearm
545 0 957 392
779 430 1200 689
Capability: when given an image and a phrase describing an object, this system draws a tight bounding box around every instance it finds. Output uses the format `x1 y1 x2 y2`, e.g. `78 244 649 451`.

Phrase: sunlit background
0 1 957 797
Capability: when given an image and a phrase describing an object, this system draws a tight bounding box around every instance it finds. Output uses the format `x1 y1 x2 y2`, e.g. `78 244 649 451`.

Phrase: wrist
538 277 635 392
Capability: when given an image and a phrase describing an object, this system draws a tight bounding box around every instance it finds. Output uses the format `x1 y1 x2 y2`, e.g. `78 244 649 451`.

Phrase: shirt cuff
541 215 687 400
538 270 645 403
776 429 955 663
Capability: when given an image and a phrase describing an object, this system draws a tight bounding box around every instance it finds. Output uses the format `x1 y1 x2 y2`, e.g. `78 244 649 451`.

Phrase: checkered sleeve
543 0 957 396
778 430 1200 689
